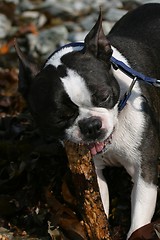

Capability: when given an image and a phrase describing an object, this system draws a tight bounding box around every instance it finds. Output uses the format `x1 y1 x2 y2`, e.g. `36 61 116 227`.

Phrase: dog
15 3 160 239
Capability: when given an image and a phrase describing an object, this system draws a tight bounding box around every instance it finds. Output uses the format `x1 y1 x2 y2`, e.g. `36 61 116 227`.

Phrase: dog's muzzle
78 116 113 155
78 116 104 140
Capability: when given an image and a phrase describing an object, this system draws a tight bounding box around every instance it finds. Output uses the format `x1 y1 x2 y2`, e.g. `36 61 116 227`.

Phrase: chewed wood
65 141 111 240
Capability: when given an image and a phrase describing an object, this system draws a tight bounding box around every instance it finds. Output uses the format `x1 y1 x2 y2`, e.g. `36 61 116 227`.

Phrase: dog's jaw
87 131 113 155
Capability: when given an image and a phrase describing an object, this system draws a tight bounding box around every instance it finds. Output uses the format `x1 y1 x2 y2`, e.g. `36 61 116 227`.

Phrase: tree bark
65 142 112 240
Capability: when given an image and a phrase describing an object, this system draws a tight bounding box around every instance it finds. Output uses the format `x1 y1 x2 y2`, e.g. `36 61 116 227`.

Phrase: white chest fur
93 47 157 240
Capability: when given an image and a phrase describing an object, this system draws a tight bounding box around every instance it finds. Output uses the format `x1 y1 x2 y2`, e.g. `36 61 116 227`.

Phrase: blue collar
49 42 160 111
110 56 160 111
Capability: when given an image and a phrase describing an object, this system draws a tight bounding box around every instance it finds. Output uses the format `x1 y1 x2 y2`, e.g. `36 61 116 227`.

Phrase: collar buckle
118 77 137 112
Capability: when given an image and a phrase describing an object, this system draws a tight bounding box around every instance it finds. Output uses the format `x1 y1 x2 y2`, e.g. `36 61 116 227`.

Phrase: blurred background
0 1 160 240
0 0 158 68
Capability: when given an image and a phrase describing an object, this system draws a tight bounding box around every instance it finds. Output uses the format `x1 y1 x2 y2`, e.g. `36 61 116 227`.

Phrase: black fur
108 3 160 184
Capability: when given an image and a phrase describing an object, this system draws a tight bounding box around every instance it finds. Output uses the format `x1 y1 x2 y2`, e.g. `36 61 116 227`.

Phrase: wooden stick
65 142 112 240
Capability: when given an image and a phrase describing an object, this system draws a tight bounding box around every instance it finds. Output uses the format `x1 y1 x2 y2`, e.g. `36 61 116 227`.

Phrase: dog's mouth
86 132 113 156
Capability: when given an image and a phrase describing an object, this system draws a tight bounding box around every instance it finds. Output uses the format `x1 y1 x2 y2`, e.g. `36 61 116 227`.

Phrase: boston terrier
15 3 160 239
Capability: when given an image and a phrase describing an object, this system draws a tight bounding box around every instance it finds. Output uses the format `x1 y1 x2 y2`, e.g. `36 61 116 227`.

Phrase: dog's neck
111 46 133 98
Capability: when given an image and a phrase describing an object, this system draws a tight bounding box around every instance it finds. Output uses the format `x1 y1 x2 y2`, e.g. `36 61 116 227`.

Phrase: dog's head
15 12 120 155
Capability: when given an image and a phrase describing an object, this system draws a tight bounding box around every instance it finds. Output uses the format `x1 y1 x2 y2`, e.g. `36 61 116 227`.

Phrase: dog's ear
84 10 112 62
14 39 39 99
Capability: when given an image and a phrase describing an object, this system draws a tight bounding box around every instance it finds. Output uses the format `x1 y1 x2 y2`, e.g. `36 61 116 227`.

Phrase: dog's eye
101 95 110 103
64 112 76 120
99 95 111 106
56 112 78 125
92 93 111 107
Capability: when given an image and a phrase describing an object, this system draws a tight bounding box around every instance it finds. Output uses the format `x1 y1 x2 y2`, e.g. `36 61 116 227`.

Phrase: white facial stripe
45 45 84 68
60 68 92 107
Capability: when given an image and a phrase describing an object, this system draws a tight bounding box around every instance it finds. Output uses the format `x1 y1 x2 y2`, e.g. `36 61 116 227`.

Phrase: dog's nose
78 116 102 139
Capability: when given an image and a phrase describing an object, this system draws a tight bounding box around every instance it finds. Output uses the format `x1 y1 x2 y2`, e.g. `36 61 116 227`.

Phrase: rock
122 1 141 11
36 0 91 18
105 7 128 22
140 0 160 3
21 11 47 28
0 14 11 39
80 14 97 31
91 0 122 11
27 25 68 58
102 21 115 35
16 0 35 11
4 0 20 4
73 1 91 15
64 21 83 33
68 31 88 42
